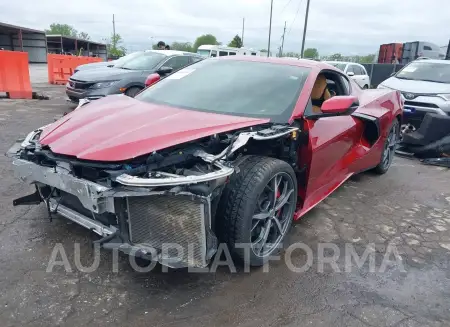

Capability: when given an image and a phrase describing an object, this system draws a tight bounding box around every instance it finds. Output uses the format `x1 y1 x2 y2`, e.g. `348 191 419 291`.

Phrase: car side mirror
157 66 173 74
347 71 355 77
321 96 359 115
145 73 161 87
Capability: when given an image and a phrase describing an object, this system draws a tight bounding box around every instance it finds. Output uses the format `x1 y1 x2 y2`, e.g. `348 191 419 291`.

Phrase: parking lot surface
0 86 449 327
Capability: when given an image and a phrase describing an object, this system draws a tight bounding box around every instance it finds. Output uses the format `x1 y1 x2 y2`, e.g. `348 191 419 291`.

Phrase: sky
0 0 448 56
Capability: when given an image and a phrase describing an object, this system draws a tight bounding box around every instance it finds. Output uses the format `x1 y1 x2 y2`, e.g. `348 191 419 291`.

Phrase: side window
359 65 368 76
190 56 202 63
346 65 354 74
423 45 432 51
306 71 351 116
352 65 362 75
229 52 236 56
219 51 228 57
211 50 217 57
164 56 190 71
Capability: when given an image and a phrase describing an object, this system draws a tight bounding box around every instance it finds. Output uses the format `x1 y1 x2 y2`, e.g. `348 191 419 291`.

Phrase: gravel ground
0 85 449 327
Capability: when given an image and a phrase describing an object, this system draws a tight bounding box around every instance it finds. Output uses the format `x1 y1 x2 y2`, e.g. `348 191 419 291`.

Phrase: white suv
325 61 371 89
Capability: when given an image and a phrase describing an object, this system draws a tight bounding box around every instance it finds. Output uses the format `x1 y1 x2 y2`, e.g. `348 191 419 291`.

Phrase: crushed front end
8 124 298 268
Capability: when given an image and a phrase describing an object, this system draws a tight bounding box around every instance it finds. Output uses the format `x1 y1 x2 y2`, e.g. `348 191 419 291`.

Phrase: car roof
218 56 338 70
145 50 199 57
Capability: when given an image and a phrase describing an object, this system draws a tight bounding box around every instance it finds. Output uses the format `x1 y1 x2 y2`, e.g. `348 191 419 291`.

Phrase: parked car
73 51 146 74
67 50 203 102
325 61 371 89
378 59 450 128
10 57 402 269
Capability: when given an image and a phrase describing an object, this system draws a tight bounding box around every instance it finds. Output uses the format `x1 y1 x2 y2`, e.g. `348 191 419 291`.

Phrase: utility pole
112 14 116 41
241 18 245 46
267 0 273 57
300 0 311 58
279 21 287 57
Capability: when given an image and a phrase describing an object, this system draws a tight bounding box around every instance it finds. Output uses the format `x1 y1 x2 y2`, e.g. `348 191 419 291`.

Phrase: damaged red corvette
9 57 403 268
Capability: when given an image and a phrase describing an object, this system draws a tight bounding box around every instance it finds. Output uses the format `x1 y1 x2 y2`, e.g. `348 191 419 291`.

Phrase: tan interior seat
311 74 332 113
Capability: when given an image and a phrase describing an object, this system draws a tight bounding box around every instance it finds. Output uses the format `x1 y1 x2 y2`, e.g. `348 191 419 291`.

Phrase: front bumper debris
11 157 215 268
9 124 299 268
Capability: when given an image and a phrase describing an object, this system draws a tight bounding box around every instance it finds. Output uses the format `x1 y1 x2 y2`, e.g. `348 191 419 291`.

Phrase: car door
351 65 364 88
302 71 362 209
359 65 370 88
345 64 358 86
162 55 191 75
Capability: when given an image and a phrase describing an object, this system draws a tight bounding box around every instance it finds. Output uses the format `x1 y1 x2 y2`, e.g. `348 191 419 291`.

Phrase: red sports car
10 57 403 268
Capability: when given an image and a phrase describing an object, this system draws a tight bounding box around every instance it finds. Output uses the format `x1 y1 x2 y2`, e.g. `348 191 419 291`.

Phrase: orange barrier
48 54 103 85
0 50 32 99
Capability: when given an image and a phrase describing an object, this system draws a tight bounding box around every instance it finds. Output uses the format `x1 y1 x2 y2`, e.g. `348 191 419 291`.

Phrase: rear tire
373 119 399 174
363 85 369 89
125 86 142 97
216 156 298 267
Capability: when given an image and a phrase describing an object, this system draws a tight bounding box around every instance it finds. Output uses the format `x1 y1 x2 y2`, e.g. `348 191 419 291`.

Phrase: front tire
125 86 142 97
217 156 298 267
373 119 399 174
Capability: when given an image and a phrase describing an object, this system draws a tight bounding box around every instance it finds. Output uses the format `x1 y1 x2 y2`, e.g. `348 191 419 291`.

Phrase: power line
280 0 294 14
286 0 304 37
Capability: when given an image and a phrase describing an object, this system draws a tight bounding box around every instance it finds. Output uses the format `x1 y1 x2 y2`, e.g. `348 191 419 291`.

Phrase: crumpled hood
381 77 450 94
39 95 269 161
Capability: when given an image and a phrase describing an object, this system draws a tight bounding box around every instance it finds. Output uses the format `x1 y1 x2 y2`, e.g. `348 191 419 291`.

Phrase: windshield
135 59 311 122
396 61 450 83
112 52 144 66
196 49 211 57
328 63 346 71
114 52 166 70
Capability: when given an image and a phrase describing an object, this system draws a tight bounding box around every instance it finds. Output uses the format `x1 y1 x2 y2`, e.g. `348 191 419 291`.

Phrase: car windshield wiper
417 79 449 84
396 76 416 80
117 67 132 70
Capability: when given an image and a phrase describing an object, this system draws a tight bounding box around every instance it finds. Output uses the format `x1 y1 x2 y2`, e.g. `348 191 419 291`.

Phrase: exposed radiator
127 194 209 267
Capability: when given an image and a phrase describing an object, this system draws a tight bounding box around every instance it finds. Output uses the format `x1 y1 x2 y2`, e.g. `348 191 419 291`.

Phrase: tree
78 32 90 40
329 53 343 61
358 54 376 64
170 42 193 52
283 52 301 58
193 34 219 52
303 48 319 59
45 23 78 37
227 35 243 48
107 34 126 57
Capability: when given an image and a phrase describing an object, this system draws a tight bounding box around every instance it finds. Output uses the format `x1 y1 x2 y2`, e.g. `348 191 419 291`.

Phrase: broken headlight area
9 124 299 268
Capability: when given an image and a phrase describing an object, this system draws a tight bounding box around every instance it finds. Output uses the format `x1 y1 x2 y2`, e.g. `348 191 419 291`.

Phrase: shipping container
377 43 403 63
